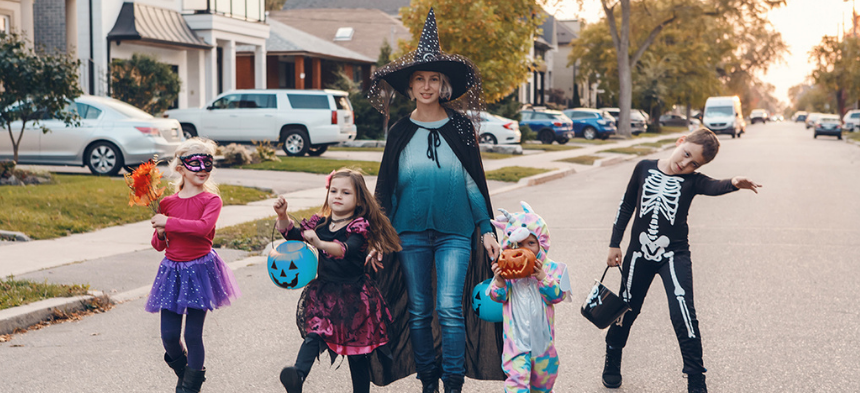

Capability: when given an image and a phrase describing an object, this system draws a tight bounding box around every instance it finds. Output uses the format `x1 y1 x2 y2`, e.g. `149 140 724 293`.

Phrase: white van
703 96 745 138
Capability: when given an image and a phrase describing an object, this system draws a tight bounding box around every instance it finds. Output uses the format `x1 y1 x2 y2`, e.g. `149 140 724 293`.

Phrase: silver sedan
0 95 184 175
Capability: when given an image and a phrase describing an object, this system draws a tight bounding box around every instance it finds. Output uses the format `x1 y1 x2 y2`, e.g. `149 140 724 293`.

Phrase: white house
28 0 269 110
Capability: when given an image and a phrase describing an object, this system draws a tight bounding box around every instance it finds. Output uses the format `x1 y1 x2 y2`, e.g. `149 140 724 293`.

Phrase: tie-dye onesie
488 202 572 393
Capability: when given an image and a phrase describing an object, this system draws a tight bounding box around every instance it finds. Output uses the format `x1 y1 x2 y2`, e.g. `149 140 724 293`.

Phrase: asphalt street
1 121 858 392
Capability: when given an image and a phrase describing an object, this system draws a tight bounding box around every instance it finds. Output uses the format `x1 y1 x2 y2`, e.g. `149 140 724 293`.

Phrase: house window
334 27 354 41
0 15 10 33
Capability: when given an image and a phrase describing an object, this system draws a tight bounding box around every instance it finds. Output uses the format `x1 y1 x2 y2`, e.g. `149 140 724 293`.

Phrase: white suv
164 89 356 156
843 109 860 132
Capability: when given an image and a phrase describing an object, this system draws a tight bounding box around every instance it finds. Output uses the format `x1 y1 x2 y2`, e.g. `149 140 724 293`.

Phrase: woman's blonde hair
407 71 453 101
319 168 401 254
168 137 220 196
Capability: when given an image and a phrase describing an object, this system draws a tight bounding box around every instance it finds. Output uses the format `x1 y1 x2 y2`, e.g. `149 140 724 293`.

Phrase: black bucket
581 266 631 329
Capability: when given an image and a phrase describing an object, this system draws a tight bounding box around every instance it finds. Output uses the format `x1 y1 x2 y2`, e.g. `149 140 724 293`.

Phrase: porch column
312 57 321 89
65 0 77 56
254 42 266 89
294 55 305 89
20 0 34 45
223 39 236 93
187 49 206 108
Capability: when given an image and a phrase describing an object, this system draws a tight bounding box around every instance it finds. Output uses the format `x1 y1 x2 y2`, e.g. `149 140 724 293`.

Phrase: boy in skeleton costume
601 129 761 393
488 202 572 393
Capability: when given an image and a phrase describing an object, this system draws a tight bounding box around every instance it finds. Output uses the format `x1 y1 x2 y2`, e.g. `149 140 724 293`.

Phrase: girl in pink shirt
146 138 241 393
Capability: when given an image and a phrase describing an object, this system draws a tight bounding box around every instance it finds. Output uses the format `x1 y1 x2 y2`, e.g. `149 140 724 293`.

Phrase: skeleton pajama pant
605 250 706 374
502 345 559 393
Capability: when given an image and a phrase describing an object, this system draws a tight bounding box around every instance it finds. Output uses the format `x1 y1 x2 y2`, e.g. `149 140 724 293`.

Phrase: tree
400 0 545 103
110 53 181 115
789 83 837 114
576 0 787 137
809 35 860 116
265 0 288 11
0 32 82 164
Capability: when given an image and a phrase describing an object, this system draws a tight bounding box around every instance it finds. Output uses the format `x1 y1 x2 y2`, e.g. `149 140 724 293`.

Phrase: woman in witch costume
364 8 505 393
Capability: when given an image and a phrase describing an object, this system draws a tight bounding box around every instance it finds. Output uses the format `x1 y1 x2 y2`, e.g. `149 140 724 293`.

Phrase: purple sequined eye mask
180 154 213 172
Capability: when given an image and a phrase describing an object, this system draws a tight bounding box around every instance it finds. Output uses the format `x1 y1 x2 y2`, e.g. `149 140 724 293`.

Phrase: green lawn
328 146 386 152
599 146 658 156
556 155 602 165
635 138 678 148
0 277 89 310
0 174 272 240
569 138 615 145
521 143 583 151
481 152 518 160
847 132 860 142
242 157 380 176
213 206 320 253
485 166 551 182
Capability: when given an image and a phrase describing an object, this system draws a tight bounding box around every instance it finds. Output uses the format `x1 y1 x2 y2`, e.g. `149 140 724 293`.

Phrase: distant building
519 12 558 106
280 0 409 17
553 19 592 108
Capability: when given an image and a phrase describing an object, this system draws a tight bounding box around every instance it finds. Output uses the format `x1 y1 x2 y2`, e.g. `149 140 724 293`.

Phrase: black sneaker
279 366 304 393
687 373 707 393
602 345 623 388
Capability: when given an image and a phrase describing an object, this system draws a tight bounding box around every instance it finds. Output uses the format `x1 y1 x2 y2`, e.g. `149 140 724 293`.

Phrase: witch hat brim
371 8 478 103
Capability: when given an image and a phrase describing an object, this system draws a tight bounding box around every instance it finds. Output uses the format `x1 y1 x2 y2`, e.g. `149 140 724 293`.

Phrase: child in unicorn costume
488 201 572 393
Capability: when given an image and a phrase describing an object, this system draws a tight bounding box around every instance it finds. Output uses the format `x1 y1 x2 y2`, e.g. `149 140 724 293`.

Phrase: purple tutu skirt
145 250 241 314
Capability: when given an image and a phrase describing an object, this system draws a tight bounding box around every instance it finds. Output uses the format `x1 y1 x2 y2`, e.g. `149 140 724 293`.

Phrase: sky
544 0 858 106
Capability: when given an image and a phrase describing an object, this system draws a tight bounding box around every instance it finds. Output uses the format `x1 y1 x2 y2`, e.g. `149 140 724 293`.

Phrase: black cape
368 109 505 384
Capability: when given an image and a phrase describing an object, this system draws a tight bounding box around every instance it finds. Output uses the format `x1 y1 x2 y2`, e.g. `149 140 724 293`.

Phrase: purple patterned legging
161 308 207 370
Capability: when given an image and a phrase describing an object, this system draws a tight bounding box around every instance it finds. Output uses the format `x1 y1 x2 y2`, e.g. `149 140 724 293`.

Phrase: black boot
443 374 464 393
417 369 439 393
177 367 206 393
687 373 707 393
164 352 187 389
280 366 305 393
602 345 623 388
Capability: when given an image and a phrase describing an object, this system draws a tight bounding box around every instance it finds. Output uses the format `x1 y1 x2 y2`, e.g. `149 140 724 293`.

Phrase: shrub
251 140 280 164
218 143 252 167
110 53 181 115
520 125 536 142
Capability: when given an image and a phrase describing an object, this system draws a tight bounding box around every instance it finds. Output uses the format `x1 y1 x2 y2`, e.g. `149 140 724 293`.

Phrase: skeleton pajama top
610 159 738 259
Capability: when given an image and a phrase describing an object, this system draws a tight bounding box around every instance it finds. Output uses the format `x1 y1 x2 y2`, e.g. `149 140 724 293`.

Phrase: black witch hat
369 8 481 107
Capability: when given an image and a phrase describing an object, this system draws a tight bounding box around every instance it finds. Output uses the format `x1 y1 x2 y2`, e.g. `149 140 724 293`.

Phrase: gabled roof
267 9 411 61
107 2 211 49
242 19 373 63
556 20 580 46
280 0 410 16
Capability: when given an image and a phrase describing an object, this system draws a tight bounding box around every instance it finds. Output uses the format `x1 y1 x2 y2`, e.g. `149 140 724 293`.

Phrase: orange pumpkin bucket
498 248 537 279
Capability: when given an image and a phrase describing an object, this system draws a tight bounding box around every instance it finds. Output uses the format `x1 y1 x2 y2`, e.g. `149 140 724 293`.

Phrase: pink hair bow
325 170 336 188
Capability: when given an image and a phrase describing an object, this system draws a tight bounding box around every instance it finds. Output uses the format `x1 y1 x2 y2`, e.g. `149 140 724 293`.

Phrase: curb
0 291 108 336
489 167 577 196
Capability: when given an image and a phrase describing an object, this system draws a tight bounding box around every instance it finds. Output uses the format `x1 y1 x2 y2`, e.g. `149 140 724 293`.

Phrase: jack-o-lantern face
498 248 536 279
267 240 318 289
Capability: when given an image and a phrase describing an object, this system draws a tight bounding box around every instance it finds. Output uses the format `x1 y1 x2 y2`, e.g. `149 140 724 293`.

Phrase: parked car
636 109 651 124
519 109 574 144
793 111 808 122
0 95 183 176
805 113 825 129
842 109 860 132
659 113 697 127
164 89 356 156
476 112 521 144
562 108 617 140
703 96 745 138
814 115 843 139
599 107 646 135
750 109 769 124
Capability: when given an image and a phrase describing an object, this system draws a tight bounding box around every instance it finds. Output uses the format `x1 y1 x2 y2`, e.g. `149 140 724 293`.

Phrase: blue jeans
398 230 472 383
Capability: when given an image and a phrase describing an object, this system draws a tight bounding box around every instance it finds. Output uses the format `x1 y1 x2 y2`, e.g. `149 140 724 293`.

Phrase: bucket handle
598 265 629 295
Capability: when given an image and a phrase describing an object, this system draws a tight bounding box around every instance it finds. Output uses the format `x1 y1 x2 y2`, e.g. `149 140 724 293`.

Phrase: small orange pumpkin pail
498 248 537 279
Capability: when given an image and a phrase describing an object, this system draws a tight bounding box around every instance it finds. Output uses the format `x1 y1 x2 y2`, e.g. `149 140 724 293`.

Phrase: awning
107 2 212 50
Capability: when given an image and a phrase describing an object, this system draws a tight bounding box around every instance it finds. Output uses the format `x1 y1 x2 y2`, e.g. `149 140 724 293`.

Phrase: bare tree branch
631 13 677 69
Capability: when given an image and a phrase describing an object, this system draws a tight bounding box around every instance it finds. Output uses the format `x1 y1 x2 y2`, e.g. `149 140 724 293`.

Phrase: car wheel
538 129 555 145
85 141 124 176
814 133 818 138
557 137 569 144
281 128 310 156
307 145 329 156
479 133 498 145
181 124 197 139
583 126 597 140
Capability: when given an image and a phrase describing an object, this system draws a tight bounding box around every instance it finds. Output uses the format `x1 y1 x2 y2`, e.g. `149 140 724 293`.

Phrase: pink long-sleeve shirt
151 192 222 261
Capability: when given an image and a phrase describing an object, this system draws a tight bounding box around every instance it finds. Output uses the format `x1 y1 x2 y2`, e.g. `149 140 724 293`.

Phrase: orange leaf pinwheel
124 158 165 214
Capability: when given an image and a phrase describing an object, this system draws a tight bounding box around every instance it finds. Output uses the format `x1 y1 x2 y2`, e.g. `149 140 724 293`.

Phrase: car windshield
705 106 733 116
102 99 154 119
